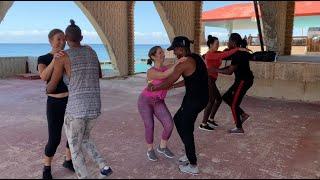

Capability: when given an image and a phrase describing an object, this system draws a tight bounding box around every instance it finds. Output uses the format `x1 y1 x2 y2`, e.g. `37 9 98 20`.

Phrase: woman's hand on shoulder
53 50 66 60
177 57 188 63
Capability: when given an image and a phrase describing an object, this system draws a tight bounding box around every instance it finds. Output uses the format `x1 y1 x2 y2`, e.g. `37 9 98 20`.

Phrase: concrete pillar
76 1 131 76
283 1 295 55
201 23 207 45
259 1 295 55
153 1 202 54
127 1 135 75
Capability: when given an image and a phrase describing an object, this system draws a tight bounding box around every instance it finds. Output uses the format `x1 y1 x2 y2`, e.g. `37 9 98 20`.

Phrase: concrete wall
26 56 38 74
0 57 38 78
0 57 27 78
216 60 320 103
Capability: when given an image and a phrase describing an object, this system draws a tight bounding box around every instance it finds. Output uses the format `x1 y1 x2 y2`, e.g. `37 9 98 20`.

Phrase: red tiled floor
0 76 319 179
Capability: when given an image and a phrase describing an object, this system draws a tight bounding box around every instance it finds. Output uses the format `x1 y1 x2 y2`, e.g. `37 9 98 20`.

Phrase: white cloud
134 31 169 44
0 29 170 44
82 30 98 37
134 31 145 36
0 29 102 43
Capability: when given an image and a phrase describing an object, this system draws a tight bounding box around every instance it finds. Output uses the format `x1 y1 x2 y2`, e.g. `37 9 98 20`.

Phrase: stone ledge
217 75 320 102
221 60 320 83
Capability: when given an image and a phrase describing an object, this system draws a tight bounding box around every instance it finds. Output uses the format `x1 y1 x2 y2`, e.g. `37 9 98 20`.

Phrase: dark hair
48 29 64 39
147 46 162 65
183 39 194 54
65 19 82 42
229 33 247 48
207 35 218 48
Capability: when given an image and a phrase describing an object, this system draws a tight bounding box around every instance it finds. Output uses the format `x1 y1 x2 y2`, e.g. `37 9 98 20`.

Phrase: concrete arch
75 2 118 74
152 1 203 54
1 1 203 76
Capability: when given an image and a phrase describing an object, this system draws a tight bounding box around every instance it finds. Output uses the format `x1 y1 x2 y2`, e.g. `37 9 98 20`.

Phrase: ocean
0 43 170 73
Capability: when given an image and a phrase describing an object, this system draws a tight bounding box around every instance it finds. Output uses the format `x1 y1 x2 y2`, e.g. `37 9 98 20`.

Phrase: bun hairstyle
147 46 161 66
65 19 82 42
207 35 218 48
70 19 75 26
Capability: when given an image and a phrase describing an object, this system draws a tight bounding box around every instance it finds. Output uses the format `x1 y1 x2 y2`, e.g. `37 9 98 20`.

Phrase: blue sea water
0 43 170 73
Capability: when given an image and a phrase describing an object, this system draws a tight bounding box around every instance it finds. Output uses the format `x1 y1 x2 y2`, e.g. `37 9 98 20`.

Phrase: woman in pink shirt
138 46 185 161
199 35 250 131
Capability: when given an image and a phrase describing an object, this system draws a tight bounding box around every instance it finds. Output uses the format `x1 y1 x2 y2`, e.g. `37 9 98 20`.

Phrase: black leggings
174 99 208 165
222 79 253 128
45 96 69 157
202 76 222 123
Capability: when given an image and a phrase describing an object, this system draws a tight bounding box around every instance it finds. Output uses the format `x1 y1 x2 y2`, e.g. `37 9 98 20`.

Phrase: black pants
45 96 69 157
202 76 222 123
174 98 208 165
222 79 253 128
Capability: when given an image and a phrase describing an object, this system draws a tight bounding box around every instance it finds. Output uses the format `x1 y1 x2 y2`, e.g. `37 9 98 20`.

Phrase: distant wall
217 60 320 103
0 57 38 78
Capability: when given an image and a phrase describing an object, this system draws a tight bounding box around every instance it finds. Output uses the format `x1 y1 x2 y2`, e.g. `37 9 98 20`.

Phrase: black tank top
37 53 68 94
182 53 209 104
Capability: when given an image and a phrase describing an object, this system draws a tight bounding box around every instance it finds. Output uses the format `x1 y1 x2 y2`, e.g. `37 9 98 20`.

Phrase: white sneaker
179 163 199 175
178 155 189 165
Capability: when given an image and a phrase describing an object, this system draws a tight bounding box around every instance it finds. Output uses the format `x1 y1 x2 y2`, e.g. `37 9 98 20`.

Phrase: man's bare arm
149 63 185 91
172 80 185 88
46 57 65 94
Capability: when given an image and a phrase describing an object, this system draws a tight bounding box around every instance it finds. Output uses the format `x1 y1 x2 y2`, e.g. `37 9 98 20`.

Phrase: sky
0 1 308 44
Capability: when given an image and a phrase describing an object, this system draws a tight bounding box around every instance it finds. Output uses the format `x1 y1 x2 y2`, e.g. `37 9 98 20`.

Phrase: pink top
142 66 169 100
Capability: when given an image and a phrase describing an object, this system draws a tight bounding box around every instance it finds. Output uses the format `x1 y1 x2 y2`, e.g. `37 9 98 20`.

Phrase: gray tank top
65 46 101 119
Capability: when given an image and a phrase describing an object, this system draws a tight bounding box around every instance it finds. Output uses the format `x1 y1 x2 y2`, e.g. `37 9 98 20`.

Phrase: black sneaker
199 123 214 131
229 127 244 134
63 159 75 172
207 120 219 128
42 166 52 179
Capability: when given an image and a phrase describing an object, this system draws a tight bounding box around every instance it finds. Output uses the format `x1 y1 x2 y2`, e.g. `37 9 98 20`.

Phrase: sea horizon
0 43 171 73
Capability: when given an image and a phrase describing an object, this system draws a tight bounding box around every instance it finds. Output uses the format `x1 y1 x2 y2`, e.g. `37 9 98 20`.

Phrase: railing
246 36 309 46
292 36 308 46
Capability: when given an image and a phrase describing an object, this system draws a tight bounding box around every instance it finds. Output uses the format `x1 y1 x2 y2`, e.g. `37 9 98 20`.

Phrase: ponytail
147 58 153 65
